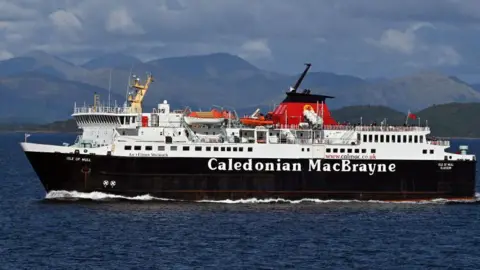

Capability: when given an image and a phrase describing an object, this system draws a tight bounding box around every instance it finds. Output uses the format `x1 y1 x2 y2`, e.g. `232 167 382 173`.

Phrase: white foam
45 191 480 204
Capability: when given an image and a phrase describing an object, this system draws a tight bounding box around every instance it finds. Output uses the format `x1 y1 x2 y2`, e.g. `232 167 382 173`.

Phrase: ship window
195 146 201 151
178 132 181 135
354 149 359 153
380 135 384 143
326 148 331 153
423 149 427 154
414 136 418 143
371 149 376 154
347 149 352 153
301 148 304 152
132 117 135 123
369 135 373 142
221 147 225 151
124 145 132 150
158 146 165 151
340 148 345 153
183 146 190 151
239 147 243 152
397 135 401 143
233 147 237 152
126 117 130 124
374 135 378 142
402 135 406 143
333 148 338 153
363 134 367 142
361 149 366 153
420 136 424 143
430 150 434 154
386 135 390 143
146 146 152 151
248 147 253 152
392 135 396 143
307 148 310 152
206 147 211 151
134 145 141 150
227 147 231 151
170 146 177 151
408 135 412 143
214 147 219 151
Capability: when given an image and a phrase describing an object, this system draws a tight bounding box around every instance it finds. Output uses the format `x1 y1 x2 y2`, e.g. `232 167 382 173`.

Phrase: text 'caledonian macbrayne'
207 158 396 175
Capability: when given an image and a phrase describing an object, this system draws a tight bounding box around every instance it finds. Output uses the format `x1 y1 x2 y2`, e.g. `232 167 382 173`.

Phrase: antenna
125 63 134 105
108 69 112 107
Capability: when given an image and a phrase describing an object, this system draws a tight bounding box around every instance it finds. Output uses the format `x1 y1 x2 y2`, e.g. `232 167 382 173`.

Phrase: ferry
20 64 477 201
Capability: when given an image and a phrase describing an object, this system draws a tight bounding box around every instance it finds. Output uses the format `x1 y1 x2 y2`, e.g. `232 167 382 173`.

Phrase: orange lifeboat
240 112 274 127
184 109 225 125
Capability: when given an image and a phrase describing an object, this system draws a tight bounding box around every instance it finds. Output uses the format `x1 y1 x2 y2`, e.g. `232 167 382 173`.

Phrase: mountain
1 50 480 122
81 53 142 70
0 72 124 122
471 84 480 92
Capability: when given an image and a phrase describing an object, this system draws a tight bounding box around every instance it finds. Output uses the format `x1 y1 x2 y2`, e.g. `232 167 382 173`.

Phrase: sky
1 0 480 81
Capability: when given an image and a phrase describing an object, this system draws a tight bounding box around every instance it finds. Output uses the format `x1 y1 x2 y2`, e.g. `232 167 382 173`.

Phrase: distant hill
81 53 142 70
330 105 406 125
4 102 480 138
2 51 480 122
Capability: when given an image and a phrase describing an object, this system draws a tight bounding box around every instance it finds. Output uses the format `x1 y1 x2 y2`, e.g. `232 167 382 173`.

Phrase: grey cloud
0 0 479 80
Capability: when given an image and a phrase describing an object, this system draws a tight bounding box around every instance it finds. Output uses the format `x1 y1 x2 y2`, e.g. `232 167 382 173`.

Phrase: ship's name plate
128 153 168 157
208 158 396 175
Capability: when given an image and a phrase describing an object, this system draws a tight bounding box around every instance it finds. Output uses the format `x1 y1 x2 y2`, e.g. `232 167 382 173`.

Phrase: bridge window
420 136 424 143
363 134 367 142
397 135 401 143
392 135 396 143
409 135 413 143
386 135 390 143
403 135 407 143
369 135 373 142
374 135 378 142
414 136 418 143
380 135 384 143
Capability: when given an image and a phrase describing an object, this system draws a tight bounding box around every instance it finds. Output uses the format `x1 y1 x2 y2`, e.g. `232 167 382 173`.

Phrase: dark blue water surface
1 133 480 269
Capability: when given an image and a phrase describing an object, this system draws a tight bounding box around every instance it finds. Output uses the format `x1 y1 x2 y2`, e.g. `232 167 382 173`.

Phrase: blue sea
1 133 479 269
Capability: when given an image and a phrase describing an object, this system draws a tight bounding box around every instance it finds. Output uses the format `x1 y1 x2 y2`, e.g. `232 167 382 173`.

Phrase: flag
408 113 417 120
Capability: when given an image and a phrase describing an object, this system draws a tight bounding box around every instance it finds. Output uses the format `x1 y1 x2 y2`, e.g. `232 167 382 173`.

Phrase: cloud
366 23 435 54
238 39 272 61
0 0 478 79
105 7 145 35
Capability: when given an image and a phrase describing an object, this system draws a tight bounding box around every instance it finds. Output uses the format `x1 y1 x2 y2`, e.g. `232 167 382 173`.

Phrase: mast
290 63 311 93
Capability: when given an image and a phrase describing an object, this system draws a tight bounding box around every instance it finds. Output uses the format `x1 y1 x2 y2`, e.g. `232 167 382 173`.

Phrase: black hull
24 151 477 201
